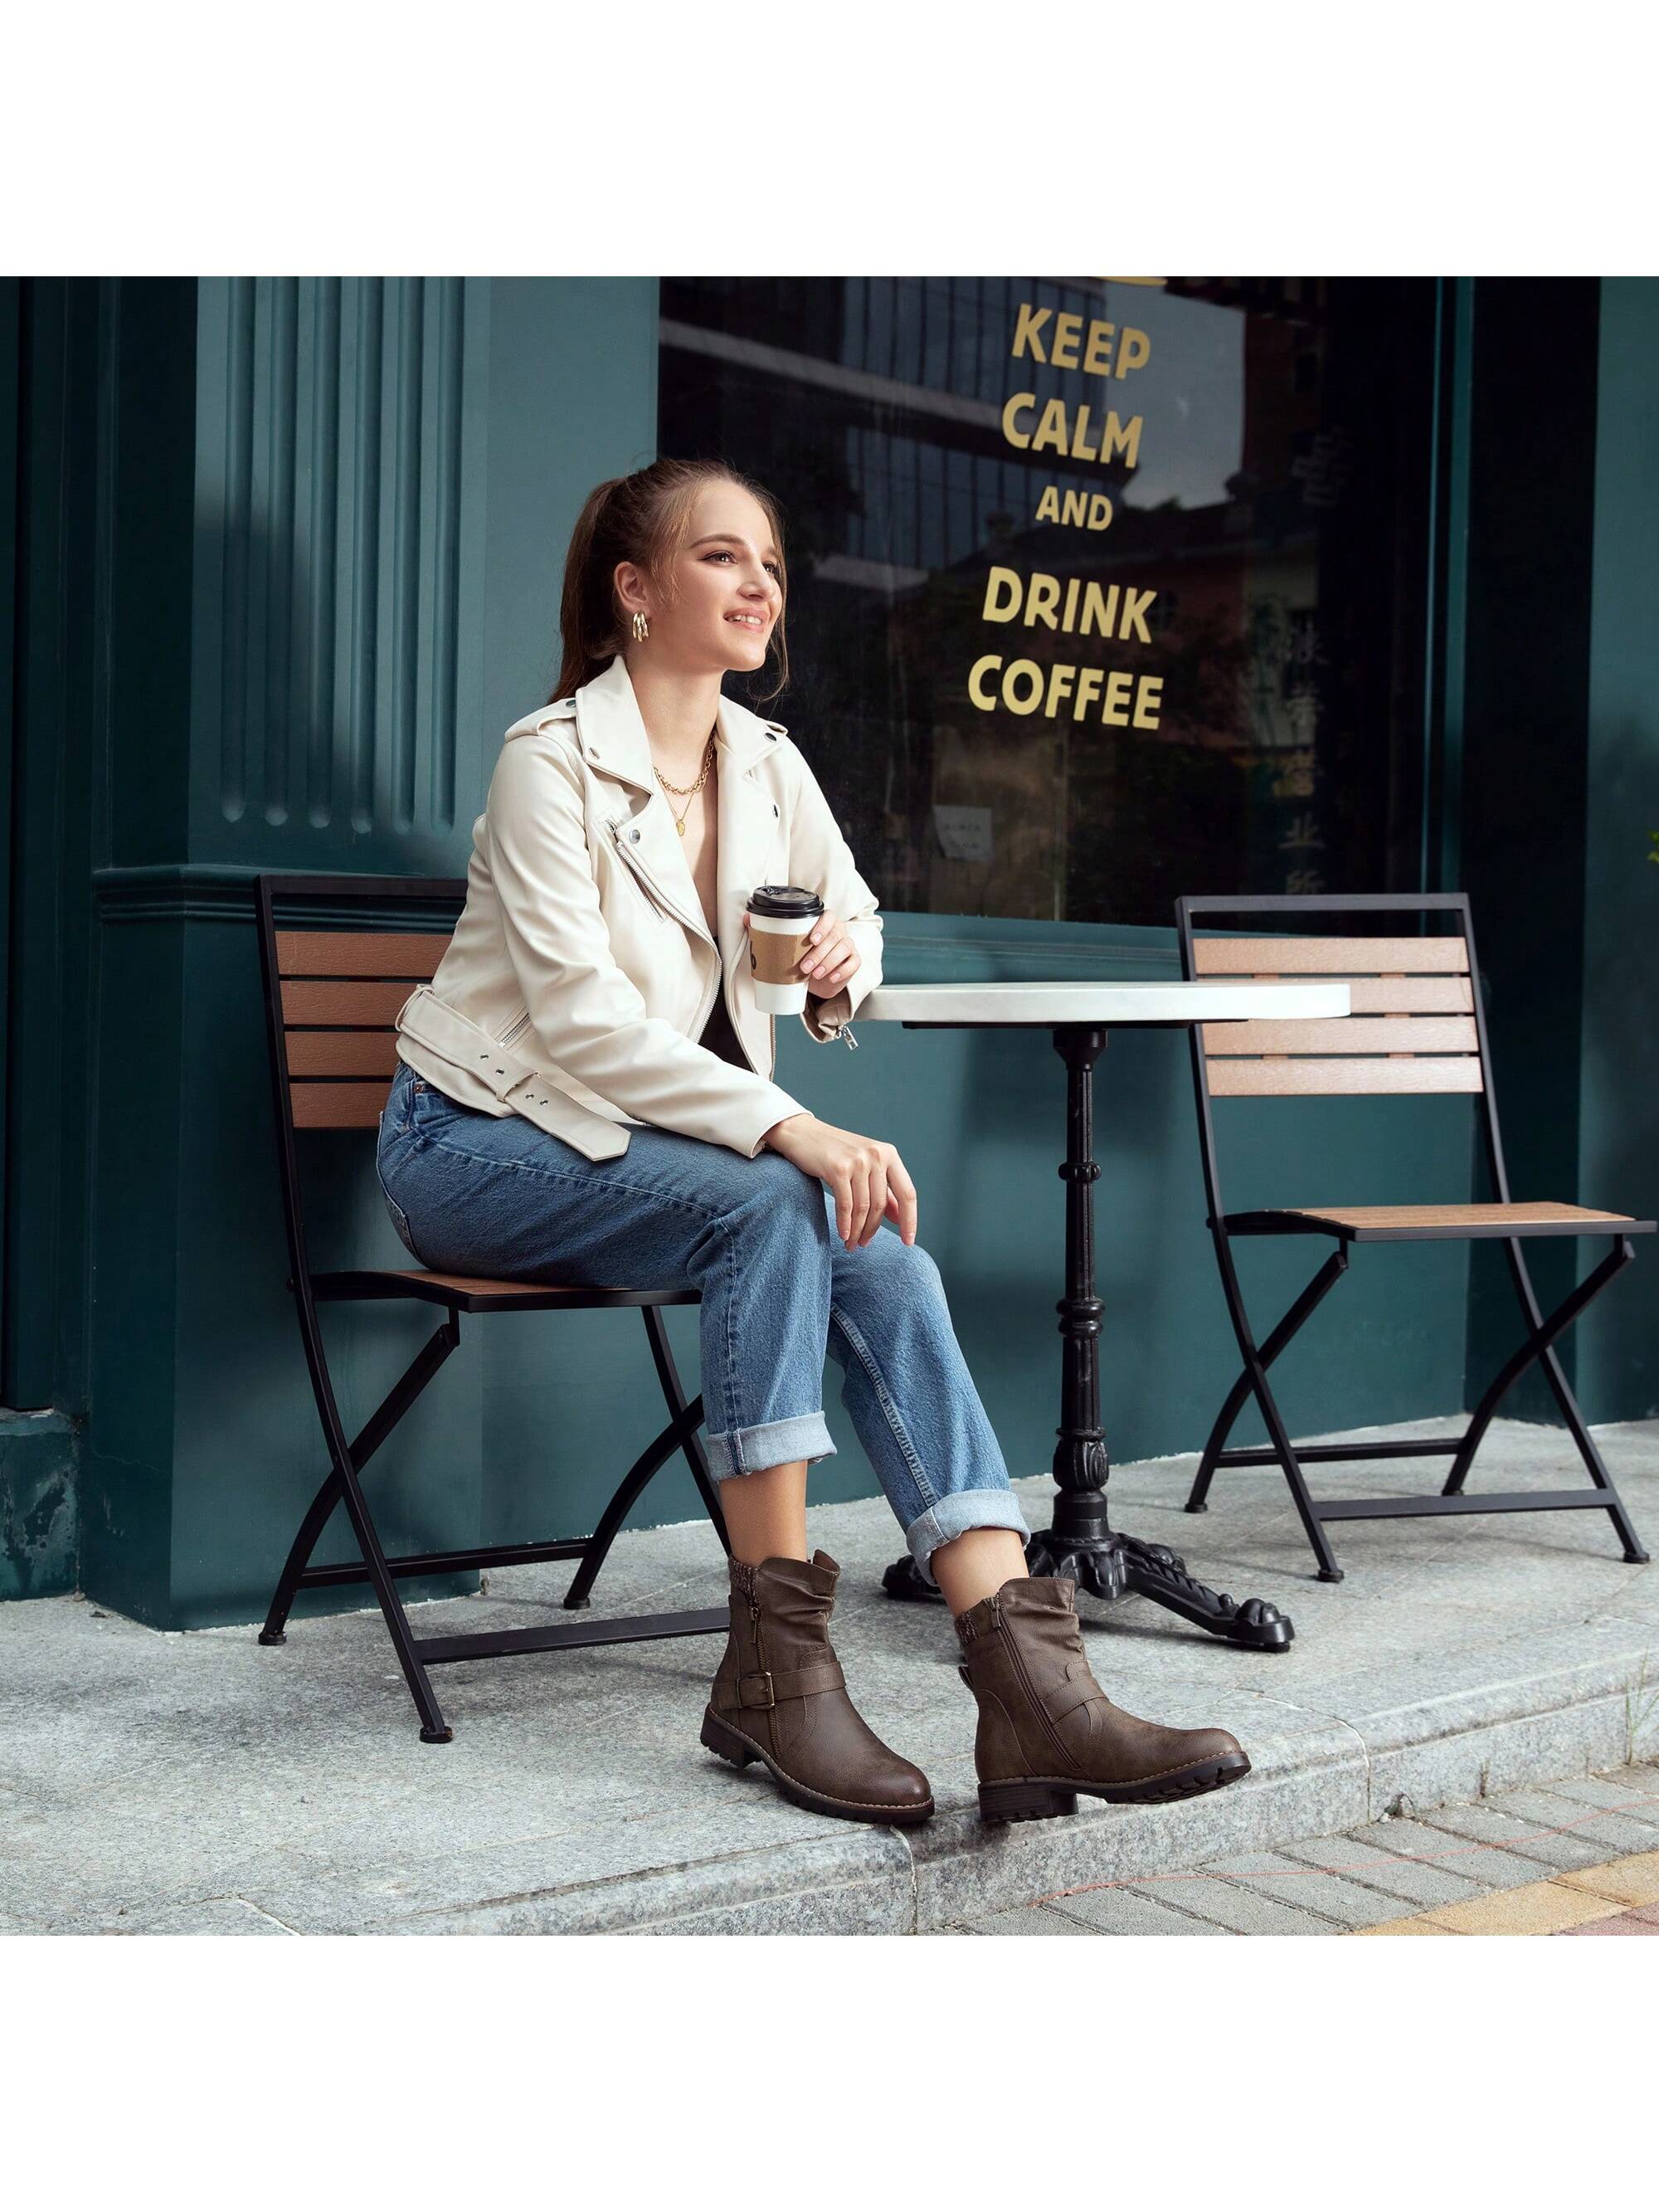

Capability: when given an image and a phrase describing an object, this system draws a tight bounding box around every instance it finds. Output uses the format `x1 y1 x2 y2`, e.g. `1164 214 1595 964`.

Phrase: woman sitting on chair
377 458 1248 1828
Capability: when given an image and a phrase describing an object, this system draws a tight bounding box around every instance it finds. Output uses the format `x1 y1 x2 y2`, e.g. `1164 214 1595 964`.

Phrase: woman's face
619 480 783 677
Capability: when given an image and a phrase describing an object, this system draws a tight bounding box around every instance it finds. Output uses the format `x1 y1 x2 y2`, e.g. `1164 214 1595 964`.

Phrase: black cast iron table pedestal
878 1016 1296 1650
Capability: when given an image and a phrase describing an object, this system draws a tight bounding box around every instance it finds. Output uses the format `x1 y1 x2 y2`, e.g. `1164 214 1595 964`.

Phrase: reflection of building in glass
659 278 1433 928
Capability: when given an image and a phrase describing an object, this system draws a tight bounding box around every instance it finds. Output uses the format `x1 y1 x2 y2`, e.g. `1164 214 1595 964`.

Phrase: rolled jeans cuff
904 1488 1032 1587
705 1411 837 1481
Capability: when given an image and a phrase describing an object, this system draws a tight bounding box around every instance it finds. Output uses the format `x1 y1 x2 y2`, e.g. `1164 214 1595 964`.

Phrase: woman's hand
742 909 859 999
761 1113 917 1250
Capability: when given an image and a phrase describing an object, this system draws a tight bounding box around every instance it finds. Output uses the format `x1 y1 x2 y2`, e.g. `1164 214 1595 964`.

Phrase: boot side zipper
990 1598 1076 1772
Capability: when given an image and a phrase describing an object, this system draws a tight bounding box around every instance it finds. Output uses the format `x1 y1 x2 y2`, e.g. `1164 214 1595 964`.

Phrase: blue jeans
375 1059 1029 1584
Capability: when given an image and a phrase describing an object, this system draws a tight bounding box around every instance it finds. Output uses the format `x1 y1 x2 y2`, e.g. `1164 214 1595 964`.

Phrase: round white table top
855 980 1350 1026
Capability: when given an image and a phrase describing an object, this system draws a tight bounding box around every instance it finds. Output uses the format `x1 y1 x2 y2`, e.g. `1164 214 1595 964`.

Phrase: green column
80 277 660 1626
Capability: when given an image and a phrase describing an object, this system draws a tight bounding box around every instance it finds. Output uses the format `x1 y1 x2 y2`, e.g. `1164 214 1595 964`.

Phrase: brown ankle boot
701 1550 934 1826
955 1576 1249 1823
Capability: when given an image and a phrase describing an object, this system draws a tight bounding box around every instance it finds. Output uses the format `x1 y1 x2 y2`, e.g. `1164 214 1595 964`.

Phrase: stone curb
250 1615 1658 1935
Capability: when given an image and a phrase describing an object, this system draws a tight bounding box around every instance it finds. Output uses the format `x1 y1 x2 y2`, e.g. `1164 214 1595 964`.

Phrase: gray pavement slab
1185 1848 1405 1928
1407 1799 1605 1873
1118 1875 1345 1936
1341 1815 1559 1892
958 1903 1104 1937
2 1414 1657 1933
1472 1786 1659 1860
1557 1770 1659 1824
1272 1831 1489 1910
1042 1883 1233 1937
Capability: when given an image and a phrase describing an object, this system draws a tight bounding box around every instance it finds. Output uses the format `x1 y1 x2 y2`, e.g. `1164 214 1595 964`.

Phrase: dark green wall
4 276 1654 1624
1578 279 1659 1420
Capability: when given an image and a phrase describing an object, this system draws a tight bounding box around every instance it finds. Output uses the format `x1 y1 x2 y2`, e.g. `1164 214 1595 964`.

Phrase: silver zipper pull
841 1022 859 1050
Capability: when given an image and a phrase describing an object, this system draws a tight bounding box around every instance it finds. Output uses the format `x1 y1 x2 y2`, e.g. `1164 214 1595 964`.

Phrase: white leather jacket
395 652 883 1161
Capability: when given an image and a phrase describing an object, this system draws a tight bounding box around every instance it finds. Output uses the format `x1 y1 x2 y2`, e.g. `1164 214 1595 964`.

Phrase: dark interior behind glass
659 277 1435 928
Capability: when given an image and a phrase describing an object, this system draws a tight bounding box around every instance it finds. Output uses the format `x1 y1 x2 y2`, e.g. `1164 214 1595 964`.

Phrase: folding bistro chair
255 872 730 1742
1175 892 1652 1583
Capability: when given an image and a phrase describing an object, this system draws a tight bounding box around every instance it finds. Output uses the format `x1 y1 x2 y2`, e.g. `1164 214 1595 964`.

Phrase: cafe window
659 278 1437 928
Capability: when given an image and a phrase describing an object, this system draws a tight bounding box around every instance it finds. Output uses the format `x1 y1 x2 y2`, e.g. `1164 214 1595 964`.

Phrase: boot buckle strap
737 1659 845 1709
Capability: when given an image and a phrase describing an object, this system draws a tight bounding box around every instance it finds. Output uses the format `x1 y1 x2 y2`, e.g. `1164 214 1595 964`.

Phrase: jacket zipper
990 1596 1074 1771
611 820 707 943
495 1012 532 1051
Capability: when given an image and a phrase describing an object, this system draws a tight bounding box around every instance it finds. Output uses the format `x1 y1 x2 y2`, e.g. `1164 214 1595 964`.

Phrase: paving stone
961 1903 1107 1937
1190 1849 1404 1929
1121 1876 1345 1936
1352 1815 1563 1892
1044 1885 1236 1937
1554 1849 1659 1907
1556 1909 1659 1936
1488 1786 1659 1859
1350 1916 1457 1936
1413 1799 1613 1872
1570 1773 1659 1825
1274 1832 1488 1909
1422 1878 1623 1937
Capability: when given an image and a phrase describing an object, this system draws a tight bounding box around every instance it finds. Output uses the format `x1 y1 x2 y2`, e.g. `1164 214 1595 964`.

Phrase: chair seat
309 1267 701 1313
1222 1201 1655 1243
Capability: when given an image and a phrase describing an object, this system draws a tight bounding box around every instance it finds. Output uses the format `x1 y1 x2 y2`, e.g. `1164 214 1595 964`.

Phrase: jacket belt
396 986 631 1159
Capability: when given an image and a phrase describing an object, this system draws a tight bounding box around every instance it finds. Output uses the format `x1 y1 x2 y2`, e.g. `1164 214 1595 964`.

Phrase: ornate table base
883 1021 1295 1653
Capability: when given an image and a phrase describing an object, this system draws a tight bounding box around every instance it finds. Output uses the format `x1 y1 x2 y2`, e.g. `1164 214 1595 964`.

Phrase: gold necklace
653 732 717 836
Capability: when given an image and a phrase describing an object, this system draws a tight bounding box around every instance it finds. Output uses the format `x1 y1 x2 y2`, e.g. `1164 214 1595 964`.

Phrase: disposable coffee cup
746 884 825 1014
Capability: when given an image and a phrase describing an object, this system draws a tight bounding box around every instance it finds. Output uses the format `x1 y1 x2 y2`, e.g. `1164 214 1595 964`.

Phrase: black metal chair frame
1175 891 1652 1582
255 872 730 1743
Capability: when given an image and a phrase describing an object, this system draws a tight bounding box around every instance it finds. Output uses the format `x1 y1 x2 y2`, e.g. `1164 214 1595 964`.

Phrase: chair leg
562 1388 709 1611
1205 1233 1347 1581
330 1449 455 1742
260 1317 460 1644
1443 1237 1648 1562
270 1299 460 1742
1188 1248 1349 1513
259 1468 343 1645
641 1303 729 1558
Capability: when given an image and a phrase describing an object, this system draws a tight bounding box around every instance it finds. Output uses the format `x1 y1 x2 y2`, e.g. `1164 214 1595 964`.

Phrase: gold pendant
676 819 686 836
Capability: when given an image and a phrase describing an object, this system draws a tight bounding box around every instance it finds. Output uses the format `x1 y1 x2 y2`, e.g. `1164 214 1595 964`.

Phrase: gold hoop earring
631 611 649 643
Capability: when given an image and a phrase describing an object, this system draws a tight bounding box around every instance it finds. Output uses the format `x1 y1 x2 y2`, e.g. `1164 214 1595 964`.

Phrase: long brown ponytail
551 458 791 704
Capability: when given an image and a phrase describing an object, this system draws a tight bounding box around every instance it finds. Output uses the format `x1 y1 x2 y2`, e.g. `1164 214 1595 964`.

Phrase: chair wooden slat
1274 1201 1637 1232
289 1079 394 1128
1204 1016 1478 1057
1346 976 1475 1014
1193 936 1471 975
286 1032 401 1079
281 979 414 1027
1208 1057 1485 1097
276 930 450 980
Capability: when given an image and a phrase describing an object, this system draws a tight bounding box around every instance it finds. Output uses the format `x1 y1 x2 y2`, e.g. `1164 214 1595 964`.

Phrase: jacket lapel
574 655 779 966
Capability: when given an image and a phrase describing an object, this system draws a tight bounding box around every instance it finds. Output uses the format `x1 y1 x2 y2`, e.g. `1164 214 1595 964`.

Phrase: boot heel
700 1709 757 1767
979 1779 1078 1825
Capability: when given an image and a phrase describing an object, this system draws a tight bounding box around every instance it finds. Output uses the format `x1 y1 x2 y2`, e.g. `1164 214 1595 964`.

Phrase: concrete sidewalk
2 1415 1657 1935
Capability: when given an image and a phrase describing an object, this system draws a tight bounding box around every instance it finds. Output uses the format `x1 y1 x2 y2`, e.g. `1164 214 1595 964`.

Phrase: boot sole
978 1750 1252 1824
700 1708 935 1828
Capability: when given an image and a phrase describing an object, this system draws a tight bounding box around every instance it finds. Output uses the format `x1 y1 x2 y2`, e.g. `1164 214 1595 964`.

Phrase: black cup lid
747 884 825 918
